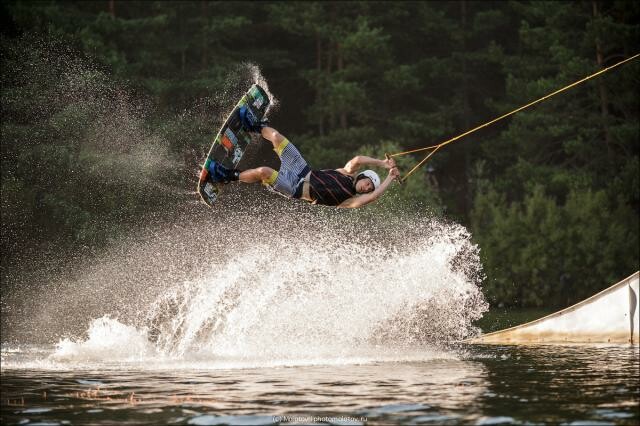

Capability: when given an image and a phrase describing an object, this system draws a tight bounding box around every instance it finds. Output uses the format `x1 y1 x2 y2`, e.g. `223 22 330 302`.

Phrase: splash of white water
53 316 158 363
42 211 487 369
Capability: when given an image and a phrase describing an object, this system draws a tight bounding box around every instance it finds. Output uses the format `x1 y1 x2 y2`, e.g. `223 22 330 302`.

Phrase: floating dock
469 271 639 344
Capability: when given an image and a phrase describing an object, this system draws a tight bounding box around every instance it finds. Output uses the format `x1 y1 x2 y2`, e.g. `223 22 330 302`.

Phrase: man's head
354 170 380 194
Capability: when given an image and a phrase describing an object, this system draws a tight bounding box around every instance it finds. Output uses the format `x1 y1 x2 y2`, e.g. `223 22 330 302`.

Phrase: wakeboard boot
207 160 240 184
238 106 269 133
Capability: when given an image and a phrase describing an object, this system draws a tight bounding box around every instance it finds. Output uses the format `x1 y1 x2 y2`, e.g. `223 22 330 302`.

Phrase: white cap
355 170 381 189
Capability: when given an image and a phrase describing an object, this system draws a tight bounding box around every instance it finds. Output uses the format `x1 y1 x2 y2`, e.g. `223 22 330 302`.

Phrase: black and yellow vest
308 170 356 206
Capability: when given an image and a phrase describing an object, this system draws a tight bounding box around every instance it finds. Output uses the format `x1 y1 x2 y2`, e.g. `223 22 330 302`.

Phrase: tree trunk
201 1 208 70
461 0 472 218
180 4 186 74
108 0 115 17
337 42 347 129
326 39 335 131
316 36 324 136
592 0 612 153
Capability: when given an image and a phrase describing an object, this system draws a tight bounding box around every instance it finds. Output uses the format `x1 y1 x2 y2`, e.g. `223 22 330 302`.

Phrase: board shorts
264 139 310 198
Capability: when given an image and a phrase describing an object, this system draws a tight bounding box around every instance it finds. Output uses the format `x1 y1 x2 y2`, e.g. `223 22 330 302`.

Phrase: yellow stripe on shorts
263 170 278 186
275 138 289 157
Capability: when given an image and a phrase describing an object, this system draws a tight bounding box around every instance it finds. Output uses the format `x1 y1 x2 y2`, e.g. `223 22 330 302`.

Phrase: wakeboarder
207 119 399 208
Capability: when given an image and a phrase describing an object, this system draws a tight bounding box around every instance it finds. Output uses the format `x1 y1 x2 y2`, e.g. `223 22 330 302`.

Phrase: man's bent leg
242 129 309 198
261 127 286 152
239 167 277 185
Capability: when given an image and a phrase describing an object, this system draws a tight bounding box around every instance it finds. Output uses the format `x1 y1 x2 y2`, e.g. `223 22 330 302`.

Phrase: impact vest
308 170 356 206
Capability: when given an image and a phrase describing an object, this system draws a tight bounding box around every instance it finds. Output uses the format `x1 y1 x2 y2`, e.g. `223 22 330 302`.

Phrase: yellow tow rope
391 53 640 183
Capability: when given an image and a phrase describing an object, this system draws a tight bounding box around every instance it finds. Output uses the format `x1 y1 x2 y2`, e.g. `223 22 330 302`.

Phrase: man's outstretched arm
338 167 400 209
338 155 396 175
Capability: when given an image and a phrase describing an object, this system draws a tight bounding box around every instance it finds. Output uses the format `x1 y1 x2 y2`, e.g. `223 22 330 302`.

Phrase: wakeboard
198 84 270 207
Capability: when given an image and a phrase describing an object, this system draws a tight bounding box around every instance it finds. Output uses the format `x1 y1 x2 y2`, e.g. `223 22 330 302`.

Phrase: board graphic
198 85 270 207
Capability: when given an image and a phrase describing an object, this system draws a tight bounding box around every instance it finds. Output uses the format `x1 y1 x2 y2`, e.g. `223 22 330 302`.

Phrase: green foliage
472 184 639 308
1 1 638 308
470 1 639 306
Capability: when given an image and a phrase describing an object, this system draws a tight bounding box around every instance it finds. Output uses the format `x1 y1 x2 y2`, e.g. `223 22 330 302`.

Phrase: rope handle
386 153 403 185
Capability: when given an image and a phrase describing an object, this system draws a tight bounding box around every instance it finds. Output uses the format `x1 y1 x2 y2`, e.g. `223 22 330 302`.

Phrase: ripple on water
75 379 104 386
20 408 52 414
475 416 516 425
367 403 431 414
408 414 460 424
187 415 277 425
593 408 635 419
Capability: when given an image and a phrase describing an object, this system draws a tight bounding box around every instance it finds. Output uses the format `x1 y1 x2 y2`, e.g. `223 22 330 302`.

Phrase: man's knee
257 167 274 180
262 127 285 144
257 167 277 186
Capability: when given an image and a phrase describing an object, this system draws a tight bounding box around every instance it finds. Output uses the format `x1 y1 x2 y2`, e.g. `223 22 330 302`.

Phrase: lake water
2 209 638 424
2 343 638 425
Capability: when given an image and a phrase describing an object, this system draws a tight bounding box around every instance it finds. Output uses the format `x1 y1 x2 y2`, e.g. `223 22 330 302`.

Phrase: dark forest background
1 1 638 309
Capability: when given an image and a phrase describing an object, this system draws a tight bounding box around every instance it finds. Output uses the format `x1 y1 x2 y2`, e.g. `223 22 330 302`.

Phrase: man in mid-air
207 117 399 208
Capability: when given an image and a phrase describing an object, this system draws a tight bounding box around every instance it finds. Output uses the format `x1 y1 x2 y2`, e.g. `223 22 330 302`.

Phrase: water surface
2 344 638 425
